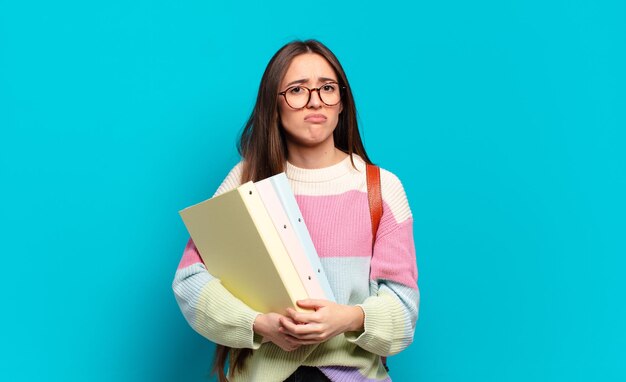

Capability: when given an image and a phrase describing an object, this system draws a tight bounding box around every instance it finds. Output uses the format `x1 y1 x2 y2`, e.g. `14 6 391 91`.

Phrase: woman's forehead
281 53 337 86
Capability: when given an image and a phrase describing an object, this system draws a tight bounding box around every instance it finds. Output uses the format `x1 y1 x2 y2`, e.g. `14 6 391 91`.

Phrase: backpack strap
365 163 389 371
366 164 383 247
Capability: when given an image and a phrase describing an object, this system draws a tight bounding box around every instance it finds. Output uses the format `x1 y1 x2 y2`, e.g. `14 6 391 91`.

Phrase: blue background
1 0 624 381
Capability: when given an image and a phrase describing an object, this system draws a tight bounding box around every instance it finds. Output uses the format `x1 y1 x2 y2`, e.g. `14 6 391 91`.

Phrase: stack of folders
179 173 336 315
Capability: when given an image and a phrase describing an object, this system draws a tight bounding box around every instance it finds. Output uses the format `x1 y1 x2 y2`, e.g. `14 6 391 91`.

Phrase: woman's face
278 53 342 151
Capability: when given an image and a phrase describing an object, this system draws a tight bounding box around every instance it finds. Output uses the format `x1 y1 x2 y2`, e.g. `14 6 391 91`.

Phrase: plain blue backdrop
1 0 624 381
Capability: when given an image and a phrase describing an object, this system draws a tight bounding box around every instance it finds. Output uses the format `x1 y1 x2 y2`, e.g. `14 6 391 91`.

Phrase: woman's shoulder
379 167 407 197
353 155 407 193
361 157 412 222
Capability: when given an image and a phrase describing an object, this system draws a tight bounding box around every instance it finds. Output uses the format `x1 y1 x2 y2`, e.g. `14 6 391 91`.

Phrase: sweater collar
286 154 363 183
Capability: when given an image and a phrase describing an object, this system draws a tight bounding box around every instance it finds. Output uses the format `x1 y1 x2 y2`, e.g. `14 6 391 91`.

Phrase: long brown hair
212 39 372 381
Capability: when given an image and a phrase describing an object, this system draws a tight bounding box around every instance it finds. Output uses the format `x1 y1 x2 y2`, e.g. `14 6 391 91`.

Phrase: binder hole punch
308 276 311 280
249 191 252 195
298 218 302 222
283 225 287 229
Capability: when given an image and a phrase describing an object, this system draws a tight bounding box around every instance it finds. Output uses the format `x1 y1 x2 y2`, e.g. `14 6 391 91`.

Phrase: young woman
173 40 419 382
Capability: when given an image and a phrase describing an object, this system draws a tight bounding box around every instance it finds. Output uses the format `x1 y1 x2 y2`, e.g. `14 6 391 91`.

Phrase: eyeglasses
278 82 343 110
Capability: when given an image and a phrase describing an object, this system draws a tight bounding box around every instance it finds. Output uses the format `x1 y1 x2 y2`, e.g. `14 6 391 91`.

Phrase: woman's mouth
304 114 327 123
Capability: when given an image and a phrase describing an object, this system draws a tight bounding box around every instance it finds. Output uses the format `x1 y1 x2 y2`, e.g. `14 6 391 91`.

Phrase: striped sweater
173 155 419 381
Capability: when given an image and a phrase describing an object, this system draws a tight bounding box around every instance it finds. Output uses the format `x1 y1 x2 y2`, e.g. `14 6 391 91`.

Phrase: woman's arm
346 171 419 356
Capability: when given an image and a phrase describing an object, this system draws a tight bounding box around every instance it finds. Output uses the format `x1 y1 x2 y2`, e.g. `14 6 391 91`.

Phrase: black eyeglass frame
278 82 346 110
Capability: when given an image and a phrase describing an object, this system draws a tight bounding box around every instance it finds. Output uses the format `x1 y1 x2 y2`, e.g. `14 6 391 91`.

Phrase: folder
179 181 310 314
255 176 329 301
267 174 336 302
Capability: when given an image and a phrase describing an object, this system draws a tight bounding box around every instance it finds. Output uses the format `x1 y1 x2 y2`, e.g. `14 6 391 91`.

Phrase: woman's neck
286 145 348 169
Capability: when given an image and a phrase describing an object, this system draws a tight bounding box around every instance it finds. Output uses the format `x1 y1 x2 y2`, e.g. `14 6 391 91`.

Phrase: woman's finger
286 308 321 324
280 320 324 338
296 299 328 310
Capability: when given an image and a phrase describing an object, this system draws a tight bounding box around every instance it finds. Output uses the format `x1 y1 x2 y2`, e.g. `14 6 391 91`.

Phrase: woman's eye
289 86 303 94
322 84 337 92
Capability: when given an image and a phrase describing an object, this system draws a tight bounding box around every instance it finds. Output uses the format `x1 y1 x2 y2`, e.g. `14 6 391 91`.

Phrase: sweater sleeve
345 170 420 356
172 162 263 349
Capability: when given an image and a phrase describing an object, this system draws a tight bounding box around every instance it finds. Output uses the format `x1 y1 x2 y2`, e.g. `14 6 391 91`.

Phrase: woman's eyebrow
284 76 338 88
284 78 309 88
318 76 338 83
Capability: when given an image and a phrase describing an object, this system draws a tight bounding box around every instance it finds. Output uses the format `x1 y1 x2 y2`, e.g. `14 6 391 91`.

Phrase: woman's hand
253 313 302 352
279 300 365 345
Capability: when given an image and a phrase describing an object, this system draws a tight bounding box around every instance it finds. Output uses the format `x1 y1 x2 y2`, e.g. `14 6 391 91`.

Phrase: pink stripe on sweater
371 218 418 289
296 191 373 258
177 238 204 269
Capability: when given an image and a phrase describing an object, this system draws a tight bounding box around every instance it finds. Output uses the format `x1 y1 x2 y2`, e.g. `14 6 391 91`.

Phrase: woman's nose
307 88 323 108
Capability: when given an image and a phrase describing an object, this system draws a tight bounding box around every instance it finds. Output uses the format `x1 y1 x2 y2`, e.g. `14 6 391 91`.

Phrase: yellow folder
179 181 310 314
